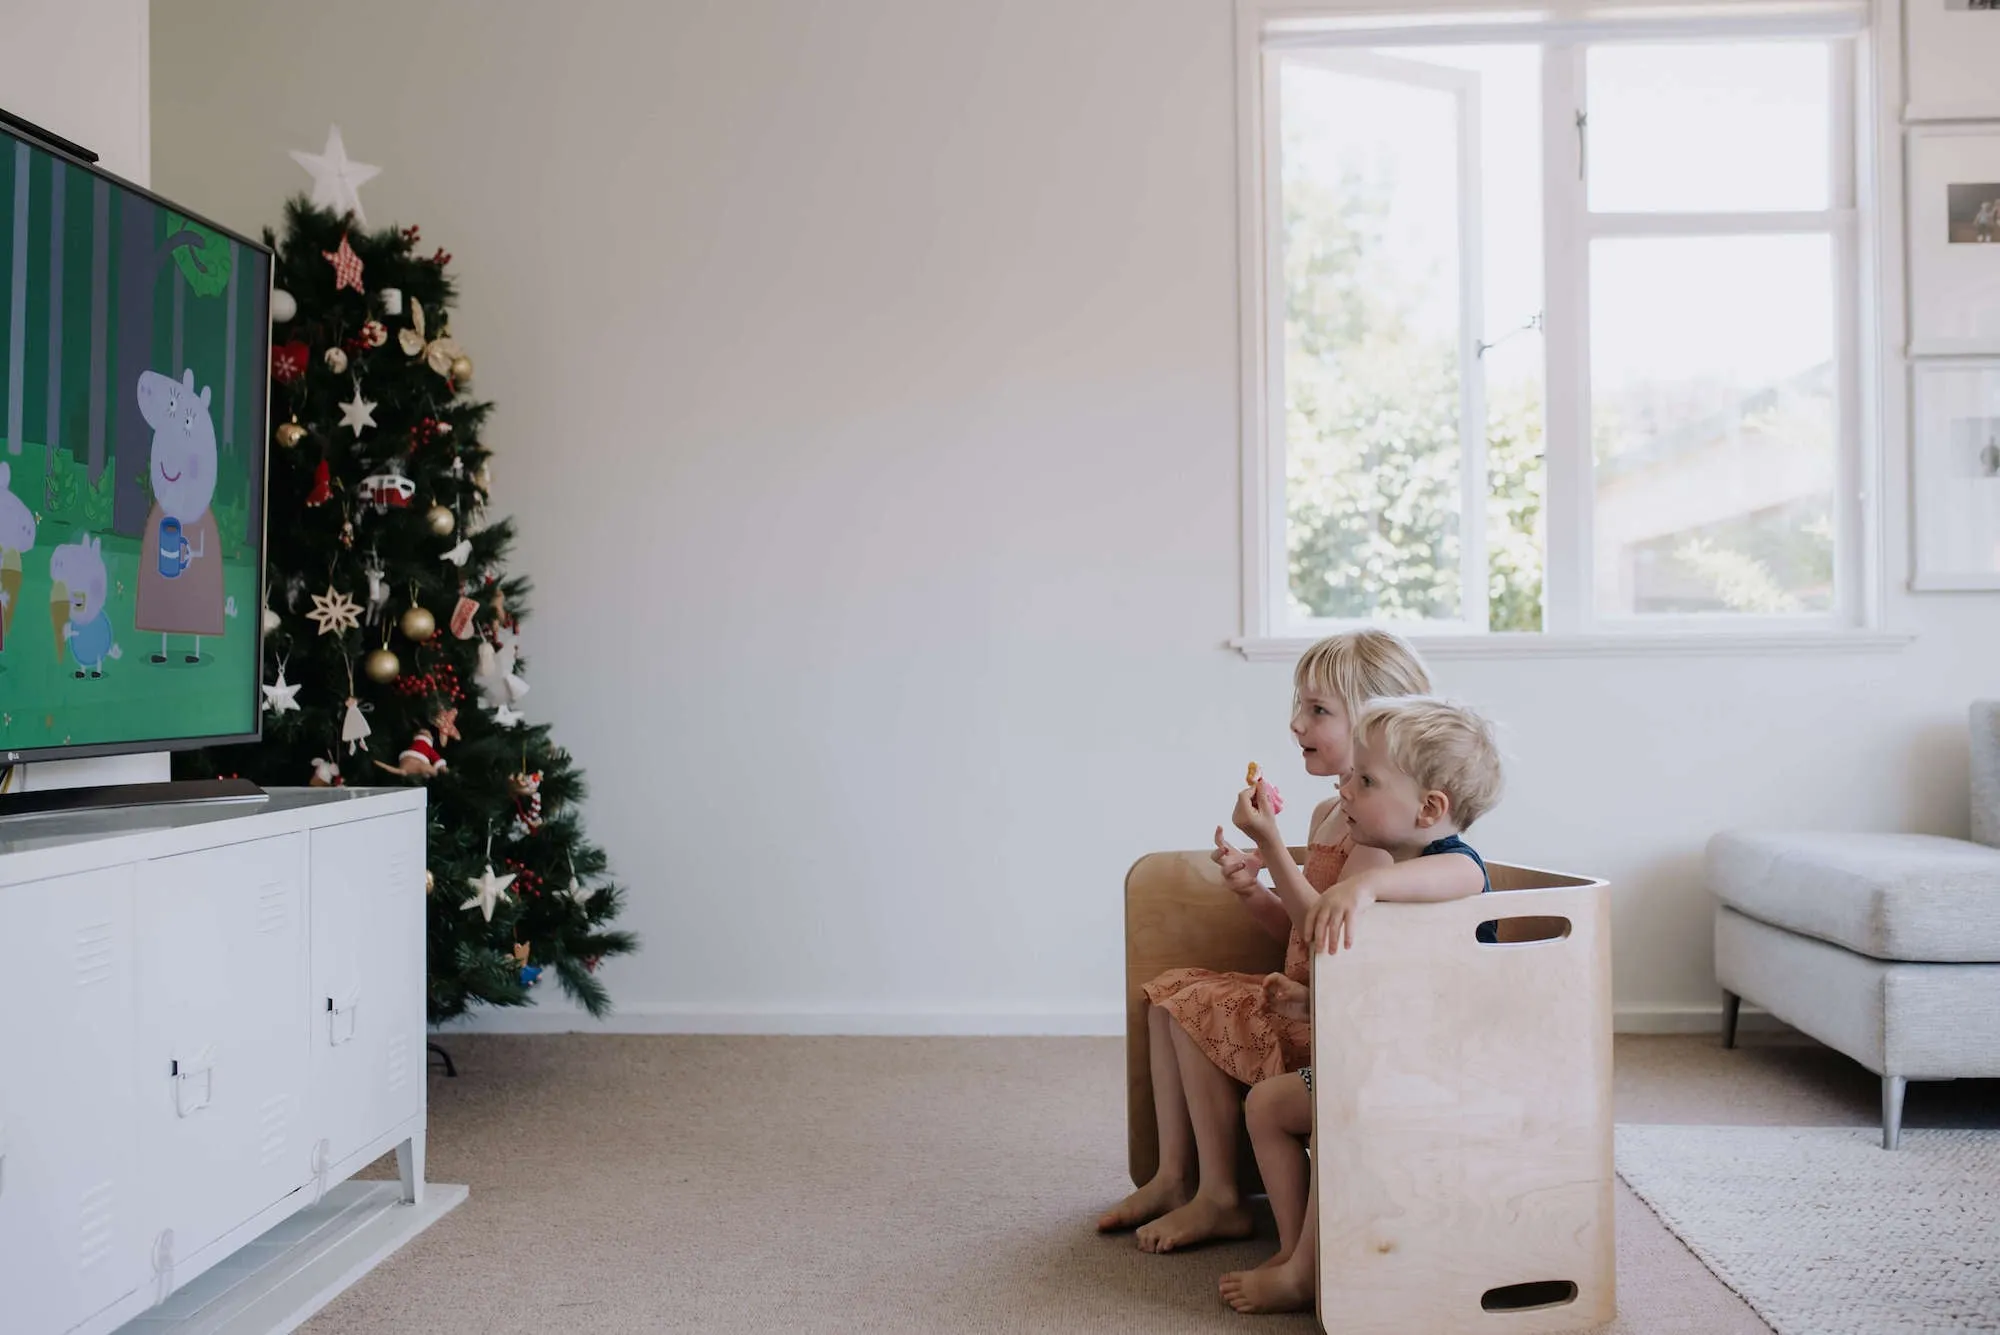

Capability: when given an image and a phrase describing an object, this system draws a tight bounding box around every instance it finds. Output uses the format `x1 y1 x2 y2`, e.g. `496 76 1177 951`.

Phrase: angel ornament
342 696 372 754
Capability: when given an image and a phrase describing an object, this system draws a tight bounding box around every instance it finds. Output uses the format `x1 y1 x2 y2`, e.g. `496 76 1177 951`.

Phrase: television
0 110 271 795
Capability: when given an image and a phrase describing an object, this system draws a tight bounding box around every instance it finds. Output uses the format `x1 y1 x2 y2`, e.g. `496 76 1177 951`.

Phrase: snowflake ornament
306 586 363 637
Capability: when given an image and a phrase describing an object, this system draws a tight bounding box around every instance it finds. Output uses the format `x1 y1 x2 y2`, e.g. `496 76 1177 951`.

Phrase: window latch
1576 110 1588 182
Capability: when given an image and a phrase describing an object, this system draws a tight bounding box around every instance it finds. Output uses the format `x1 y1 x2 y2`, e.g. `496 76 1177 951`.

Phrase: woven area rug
1615 1125 2000 1334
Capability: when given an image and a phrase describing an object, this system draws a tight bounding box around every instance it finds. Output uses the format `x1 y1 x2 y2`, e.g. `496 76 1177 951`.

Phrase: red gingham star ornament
323 234 365 293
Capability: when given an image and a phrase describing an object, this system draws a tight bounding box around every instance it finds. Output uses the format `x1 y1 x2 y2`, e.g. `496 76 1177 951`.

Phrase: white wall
149 0 2000 1035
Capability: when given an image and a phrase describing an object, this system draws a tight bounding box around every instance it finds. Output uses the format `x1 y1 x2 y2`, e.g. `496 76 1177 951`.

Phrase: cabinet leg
1721 990 1741 1049
397 1132 426 1205
428 1040 457 1077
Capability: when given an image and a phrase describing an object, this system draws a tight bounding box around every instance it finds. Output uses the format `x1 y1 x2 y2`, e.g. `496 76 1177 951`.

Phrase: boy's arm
1367 852 1486 903
1307 851 1487 954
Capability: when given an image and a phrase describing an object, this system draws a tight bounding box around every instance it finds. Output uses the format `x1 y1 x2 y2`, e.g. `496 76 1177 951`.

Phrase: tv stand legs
396 1132 426 1205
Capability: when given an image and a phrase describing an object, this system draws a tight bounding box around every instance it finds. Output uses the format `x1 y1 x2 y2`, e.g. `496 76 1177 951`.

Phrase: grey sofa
1706 701 2000 1148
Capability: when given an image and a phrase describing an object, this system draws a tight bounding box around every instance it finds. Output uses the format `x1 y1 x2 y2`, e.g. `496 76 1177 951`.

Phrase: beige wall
5 0 171 796
151 0 1999 1034
2 0 149 186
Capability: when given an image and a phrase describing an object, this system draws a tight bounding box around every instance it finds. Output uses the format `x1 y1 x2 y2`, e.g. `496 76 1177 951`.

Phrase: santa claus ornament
508 770 544 836
375 727 447 779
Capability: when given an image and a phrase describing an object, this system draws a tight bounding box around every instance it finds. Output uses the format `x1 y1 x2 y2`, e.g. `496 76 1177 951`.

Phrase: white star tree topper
461 865 517 923
289 126 380 224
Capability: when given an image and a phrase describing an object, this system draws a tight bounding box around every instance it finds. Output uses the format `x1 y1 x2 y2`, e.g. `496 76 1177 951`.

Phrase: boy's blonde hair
1352 696 1504 829
1292 629 1432 724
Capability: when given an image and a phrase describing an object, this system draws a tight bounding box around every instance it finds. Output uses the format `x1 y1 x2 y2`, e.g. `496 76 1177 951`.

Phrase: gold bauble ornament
449 354 474 384
261 606 281 635
400 606 437 641
424 869 435 894
275 421 306 449
323 346 349 375
426 504 456 536
472 461 491 491
363 647 401 684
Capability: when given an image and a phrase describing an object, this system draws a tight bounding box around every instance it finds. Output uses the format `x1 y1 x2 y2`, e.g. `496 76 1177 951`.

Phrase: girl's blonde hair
1291 629 1432 723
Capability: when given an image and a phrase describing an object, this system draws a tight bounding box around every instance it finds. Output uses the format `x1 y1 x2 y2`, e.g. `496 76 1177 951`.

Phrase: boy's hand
1308 875 1377 955
1230 782 1280 847
1211 827 1264 903
1260 972 1310 1021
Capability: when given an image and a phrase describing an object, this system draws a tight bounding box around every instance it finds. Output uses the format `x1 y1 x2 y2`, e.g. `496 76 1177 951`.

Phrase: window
1239 6 1874 649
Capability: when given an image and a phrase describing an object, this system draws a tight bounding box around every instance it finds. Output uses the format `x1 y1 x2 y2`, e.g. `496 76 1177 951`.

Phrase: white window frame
1232 0 1907 661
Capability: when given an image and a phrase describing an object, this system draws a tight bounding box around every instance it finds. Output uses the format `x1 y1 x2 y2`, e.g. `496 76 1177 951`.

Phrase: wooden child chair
1124 851 1615 1334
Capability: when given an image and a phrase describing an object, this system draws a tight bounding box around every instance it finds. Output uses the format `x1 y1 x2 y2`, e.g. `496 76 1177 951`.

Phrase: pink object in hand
1245 761 1284 815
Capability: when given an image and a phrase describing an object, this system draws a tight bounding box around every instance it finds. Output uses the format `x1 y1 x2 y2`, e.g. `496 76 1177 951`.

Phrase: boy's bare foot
1219 1262 1313 1313
1252 1246 1293 1271
1136 1194 1255 1253
1095 1174 1190 1232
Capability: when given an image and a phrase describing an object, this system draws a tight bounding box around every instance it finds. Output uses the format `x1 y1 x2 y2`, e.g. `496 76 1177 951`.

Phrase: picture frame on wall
1911 361 2000 590
1906 0 2000 121
1907 127 2000 355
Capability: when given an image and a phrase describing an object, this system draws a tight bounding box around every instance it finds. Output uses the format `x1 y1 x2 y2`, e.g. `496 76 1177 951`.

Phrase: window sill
1228 630 1917 661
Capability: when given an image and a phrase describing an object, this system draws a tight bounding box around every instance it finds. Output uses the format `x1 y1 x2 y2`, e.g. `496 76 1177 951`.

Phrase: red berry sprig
501 858 545 898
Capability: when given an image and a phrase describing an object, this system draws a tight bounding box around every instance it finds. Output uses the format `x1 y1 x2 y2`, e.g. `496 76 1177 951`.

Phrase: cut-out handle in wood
1476 914 1573 945
1481 1279 1579 1312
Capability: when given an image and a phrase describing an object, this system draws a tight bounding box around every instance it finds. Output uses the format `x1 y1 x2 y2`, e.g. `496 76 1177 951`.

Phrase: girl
1096 629 1430 1253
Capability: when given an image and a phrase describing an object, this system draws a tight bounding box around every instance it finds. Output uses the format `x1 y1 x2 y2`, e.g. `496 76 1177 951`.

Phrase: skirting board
436 1002 1783 1038
112 1181 467 1335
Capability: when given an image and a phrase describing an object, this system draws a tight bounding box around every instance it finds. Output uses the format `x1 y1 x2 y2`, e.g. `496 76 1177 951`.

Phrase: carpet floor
305 1032 2000 1334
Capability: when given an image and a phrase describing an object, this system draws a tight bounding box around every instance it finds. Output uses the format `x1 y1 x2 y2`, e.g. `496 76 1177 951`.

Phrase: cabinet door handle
328 990 362 1046
171 1047 215 1117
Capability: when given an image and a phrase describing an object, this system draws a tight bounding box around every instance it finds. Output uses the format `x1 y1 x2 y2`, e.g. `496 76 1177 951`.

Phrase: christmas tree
182 192 636 1023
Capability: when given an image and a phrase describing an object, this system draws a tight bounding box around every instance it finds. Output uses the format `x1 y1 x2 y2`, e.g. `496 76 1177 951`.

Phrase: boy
1220 696 1503 1314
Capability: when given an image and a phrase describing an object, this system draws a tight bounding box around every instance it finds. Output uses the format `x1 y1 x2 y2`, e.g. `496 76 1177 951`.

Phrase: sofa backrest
1974 701 2000 849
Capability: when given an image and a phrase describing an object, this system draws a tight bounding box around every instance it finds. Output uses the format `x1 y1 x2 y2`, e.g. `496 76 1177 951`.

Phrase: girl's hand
1260 972 1310 1021
1211 827 1264 903
1230 782 1280 847
1307 874 1377 955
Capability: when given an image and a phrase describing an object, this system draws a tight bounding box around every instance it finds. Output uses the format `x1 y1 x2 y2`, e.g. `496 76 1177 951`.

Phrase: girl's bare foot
1096 1173 1191 1232
1136 1194 1256 1253
1260 972 1311 1022
1219 1262 1313 1313
1252 1245 1293 1271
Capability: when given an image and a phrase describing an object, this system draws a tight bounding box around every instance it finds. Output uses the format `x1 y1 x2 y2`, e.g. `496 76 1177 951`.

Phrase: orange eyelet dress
1140 836 1354 1086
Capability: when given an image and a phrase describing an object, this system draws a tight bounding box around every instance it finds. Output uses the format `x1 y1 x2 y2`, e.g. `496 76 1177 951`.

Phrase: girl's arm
1242 884 1293 941
1213 825 1292 941
1247 796 1391 930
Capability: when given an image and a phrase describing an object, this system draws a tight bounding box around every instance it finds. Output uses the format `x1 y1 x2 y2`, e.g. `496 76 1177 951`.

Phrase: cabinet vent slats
73 921 115 987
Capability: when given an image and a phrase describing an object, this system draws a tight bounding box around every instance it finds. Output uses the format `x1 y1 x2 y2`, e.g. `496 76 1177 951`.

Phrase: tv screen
0 118 270 765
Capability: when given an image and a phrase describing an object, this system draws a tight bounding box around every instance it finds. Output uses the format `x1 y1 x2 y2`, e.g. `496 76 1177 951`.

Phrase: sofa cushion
1707 830 2000 962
